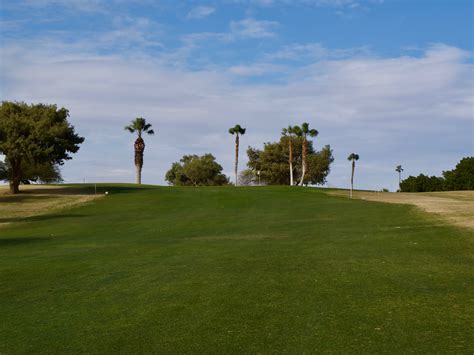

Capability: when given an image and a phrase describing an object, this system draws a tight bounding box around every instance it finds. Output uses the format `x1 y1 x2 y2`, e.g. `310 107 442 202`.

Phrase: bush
165 154 229 186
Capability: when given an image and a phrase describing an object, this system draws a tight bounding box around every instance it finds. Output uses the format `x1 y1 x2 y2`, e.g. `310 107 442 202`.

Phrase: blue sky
1 0 473 190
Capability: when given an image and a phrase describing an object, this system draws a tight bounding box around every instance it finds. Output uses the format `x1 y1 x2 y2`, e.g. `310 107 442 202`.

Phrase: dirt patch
0 185 101 227
328 190 474 230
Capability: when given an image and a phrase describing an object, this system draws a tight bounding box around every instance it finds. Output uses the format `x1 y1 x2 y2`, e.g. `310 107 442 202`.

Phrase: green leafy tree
247 143 291 185
400 174 445 192
281 125 301 186
247 137 333 186
306 146 334 186
165 154 229 186
347 153 359 198
400 157 473 192
125 117 154 185
443 157 474 190
228 125 246 186
0 101 84 194
298 123 318 186
238 169 258 186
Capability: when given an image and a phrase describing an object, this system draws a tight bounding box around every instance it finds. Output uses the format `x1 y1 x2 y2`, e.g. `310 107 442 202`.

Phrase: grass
0 184 472 353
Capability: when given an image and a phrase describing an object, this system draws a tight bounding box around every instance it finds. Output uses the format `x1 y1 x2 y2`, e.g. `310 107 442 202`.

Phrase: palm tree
282 125 301 186
395 165 404 190
298 122 318 186
347 153 359 198
124 117 154 185
229 124 246 186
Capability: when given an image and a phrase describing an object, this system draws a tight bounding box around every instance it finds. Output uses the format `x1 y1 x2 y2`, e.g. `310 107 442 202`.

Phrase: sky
1 0 473 190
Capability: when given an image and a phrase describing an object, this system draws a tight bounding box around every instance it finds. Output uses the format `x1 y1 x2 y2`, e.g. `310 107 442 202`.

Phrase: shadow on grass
0 195 58 203
0 185 150 202
0 213 89 224
0 237 53 246
7 184 152 196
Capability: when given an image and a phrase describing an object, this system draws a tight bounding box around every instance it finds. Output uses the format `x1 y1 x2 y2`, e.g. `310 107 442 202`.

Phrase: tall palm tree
298 122 318 186
347 153 359 198
229 124 246 186
395 165 404 190
124 117 154 185
282 125 301 186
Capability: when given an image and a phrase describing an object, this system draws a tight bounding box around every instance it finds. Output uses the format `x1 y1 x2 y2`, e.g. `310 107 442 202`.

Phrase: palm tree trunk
235 134 239 186
299 138 307 186
135 164 142 185
350 160 355 198
134 137 145 185
289 139 294 186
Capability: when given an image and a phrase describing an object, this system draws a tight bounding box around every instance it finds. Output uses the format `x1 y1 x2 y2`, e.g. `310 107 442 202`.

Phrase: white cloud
228 63 285 76
186 6 216 19
230 18 279 38
267 43 372 61
232 0 380 8
7 16 165 54
17 0 159 12
179 17 280 50
19 0 109 12
1 41 472 191
313 0 360 7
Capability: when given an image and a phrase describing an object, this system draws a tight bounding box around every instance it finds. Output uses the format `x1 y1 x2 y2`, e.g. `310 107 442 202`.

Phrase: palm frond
309 129 319 137
126 117 154 137
229 124 246 135
301 122 309 133
347 153 359 161
124 125 135 133
291 125 302 136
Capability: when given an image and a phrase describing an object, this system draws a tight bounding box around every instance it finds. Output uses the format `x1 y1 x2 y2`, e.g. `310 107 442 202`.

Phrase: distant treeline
400 157 473 192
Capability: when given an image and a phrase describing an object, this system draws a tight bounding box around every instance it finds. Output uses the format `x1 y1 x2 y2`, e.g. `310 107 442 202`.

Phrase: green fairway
0 185 472 353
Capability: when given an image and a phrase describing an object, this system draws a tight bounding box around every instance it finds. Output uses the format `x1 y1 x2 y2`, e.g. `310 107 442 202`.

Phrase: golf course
1 185 472 353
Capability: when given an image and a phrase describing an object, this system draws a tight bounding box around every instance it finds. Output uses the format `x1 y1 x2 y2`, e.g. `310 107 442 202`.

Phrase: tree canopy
400 157 474 192
443 157 474 190
0 101 84 193
247 136 333 186
165 154 229 186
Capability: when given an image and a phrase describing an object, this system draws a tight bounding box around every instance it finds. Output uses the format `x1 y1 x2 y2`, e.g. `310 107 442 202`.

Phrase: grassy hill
0 185 472 353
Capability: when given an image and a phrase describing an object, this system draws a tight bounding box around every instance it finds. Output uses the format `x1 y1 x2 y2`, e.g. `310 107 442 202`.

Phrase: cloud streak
186 6 216 19
230 18 279 38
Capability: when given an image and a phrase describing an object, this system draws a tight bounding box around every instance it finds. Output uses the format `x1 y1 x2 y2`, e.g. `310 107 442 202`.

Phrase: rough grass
329 189 474 229
0 184 472 353
0 185 101 227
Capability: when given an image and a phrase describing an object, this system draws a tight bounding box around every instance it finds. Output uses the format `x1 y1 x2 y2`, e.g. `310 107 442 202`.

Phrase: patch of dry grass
0 185 101 227
328 189 474 229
